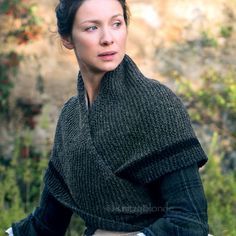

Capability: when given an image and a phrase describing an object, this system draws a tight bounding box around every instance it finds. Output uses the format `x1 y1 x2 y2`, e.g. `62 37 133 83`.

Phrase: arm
141 164 208 236
11 187 73 236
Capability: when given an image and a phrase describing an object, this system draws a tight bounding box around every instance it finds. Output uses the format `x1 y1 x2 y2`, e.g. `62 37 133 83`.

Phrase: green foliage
0 164 25 232
220 25 234 38
66 215 85 236
201 31 218 48
0 129 49 234
0 52 21 115
198 70 236 114
174 68 236 141
201 133 236 236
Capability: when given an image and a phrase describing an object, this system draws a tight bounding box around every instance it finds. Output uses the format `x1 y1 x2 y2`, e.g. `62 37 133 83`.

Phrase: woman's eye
85 26 97 32
113 21 121 28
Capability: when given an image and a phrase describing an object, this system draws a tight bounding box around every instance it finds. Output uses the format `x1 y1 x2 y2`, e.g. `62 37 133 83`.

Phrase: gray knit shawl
44 55 207 231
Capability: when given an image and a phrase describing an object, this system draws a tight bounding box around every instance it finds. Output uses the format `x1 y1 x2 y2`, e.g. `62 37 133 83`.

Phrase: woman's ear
61 36 74 50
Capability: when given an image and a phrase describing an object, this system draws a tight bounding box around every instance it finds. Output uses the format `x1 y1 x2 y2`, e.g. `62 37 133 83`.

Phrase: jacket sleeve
11 187 73 236
141 164 209 236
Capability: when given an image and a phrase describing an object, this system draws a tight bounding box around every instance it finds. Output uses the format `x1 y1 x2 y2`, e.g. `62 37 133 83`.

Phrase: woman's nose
100 28 114 46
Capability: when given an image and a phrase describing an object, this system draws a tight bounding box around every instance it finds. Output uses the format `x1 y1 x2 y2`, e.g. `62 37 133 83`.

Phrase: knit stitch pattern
43 55 207 231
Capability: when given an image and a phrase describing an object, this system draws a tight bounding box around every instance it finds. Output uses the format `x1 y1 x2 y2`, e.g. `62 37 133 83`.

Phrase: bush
201 132 236 236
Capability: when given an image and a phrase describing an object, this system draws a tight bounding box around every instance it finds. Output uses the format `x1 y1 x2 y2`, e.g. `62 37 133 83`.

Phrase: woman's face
66 0 127 76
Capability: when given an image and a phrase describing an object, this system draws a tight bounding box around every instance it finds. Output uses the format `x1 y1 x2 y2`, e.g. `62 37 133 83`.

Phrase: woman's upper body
9 56 209 235
8 0 209 235
43 54 208 230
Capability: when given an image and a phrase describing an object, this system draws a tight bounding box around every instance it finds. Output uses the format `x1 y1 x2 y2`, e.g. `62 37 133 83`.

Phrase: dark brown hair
55 0 130 37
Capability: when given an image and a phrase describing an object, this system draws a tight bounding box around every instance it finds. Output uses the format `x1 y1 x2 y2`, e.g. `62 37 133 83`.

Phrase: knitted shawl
44 55 207 231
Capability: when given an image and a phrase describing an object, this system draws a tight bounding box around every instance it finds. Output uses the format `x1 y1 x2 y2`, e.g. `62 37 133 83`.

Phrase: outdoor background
0 0 236 235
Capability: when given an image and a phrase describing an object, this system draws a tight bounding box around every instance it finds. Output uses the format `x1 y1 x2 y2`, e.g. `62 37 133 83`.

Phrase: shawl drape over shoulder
44 55 207 231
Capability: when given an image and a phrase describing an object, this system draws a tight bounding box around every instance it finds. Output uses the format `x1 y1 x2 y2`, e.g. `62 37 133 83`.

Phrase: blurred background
0 0 236 235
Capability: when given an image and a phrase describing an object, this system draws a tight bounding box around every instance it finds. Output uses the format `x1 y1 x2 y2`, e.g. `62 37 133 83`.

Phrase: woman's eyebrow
80 13 123 25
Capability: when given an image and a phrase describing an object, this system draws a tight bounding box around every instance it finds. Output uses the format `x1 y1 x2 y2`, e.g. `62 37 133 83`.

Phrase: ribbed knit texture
44 55 207 232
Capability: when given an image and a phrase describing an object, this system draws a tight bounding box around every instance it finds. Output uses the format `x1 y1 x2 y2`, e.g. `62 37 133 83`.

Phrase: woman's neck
80 70 105 107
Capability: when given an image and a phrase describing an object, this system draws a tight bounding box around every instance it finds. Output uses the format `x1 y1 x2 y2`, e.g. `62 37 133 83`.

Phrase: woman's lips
98 51 117 61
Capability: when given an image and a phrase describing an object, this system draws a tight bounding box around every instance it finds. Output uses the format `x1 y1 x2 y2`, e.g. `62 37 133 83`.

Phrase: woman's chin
100 56 124 72
97 61 121 73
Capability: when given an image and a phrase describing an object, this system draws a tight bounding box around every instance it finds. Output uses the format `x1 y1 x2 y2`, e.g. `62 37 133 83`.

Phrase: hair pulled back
55 0 130 38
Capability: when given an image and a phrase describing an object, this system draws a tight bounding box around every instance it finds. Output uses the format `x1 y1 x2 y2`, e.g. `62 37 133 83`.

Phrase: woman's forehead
75 0 123 22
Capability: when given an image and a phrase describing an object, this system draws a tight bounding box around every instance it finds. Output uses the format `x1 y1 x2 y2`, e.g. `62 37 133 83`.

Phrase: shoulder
62 96 78 111
139 77 187 114
58 96 79 123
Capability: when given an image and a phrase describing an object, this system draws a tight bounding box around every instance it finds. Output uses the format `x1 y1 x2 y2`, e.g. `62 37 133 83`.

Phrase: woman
7 0 209 235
